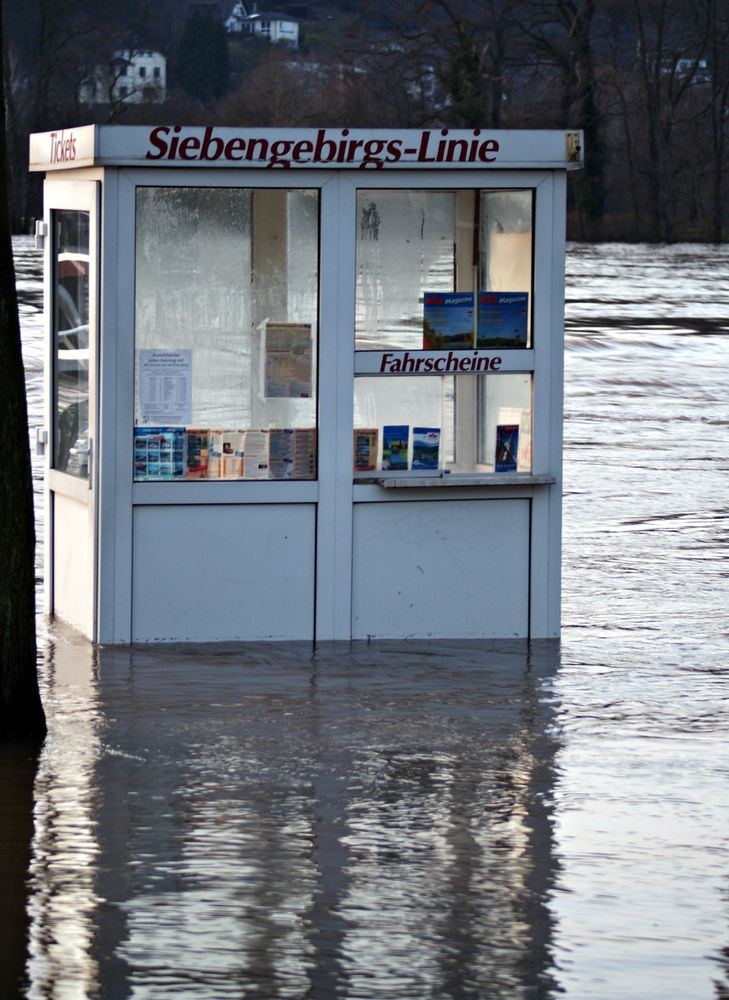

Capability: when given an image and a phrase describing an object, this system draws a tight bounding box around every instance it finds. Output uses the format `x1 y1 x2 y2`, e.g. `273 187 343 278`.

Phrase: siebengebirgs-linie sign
29 126 584 171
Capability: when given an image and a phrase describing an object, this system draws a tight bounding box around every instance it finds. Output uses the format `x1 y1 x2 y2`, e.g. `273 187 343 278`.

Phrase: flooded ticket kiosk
30 125 583 643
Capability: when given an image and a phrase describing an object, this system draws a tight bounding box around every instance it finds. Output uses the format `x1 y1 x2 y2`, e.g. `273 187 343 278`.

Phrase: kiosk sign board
30 125 583 172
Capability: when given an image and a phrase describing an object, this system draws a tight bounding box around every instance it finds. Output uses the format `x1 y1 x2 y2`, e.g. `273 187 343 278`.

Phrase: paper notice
139 349 192 425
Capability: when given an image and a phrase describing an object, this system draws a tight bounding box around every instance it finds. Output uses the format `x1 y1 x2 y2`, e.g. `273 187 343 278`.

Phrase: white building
225 2 299 47
80 51 167 106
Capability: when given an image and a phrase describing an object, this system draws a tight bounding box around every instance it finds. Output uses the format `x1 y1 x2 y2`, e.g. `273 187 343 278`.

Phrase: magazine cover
477 292 529 348
134 427 185 480
495 424 519 472
412 427 441 470
382 425 409 471
423 292 475 349
353 428 378 472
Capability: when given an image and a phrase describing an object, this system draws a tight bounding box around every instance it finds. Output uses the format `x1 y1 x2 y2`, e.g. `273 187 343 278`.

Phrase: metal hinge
34 219 48 250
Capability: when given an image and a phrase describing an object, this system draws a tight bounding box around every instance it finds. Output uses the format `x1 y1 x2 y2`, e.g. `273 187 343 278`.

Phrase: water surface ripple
9 240 729 999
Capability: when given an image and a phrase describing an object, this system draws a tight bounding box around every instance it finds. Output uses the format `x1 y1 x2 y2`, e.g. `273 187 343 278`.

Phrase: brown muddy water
2 238 729 999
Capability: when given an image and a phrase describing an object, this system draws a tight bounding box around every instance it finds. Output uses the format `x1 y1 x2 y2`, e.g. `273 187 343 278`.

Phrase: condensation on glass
354 190 533 476
53 210 90 477
134 187 319 481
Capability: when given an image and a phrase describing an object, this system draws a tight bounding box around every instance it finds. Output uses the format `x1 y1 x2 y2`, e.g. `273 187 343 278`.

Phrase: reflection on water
11 239 729 997
26 628 101 999
26 639 560 999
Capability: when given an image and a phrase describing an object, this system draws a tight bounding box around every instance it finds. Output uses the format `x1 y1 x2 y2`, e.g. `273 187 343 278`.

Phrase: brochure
495 424 519 472
243 430 269 479
382 425 409 471
185 428 209 478
423 292 475 350
208 429 244 479
264 322 312 398
353 428 378 472
269 428 294 479
412 427 440 470
292 428 317 479
477 292 529 348
134 427 186 480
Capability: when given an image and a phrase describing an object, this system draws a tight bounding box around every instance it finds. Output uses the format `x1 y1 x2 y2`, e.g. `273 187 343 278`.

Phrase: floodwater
4 238 729 998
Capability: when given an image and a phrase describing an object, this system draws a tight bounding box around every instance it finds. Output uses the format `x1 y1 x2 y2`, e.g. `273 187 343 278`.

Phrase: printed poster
264 323 312 398
139 349 192 425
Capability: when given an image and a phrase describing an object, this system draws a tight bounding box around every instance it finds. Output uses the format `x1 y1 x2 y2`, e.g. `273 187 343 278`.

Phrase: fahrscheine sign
354 349 535 376
30 125 583 172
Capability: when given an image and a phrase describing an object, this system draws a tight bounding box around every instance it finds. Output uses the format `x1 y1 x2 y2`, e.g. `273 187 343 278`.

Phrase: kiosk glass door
45 181 99 637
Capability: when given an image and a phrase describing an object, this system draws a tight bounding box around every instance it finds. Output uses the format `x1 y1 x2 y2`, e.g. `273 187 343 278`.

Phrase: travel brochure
494 424 519 472
423 291 528 349
382 425 409 470
354 426 441 473
134 426 317 480
352 421 525 474
353 428 378 472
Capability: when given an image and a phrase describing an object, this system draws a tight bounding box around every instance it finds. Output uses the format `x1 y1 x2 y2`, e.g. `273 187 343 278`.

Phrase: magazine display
134 426 317 480
412 427 440 470
477 292 528 348
382 425 409 470
353 428 378 472
264 322 313 398
423 292 475 349
495 424 519 472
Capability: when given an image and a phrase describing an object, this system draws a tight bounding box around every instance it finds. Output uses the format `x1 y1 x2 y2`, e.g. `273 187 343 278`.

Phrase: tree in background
0 5 46 741
174 10 230 104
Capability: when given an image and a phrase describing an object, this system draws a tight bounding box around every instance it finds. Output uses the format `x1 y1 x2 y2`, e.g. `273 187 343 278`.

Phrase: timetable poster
139 349 192 425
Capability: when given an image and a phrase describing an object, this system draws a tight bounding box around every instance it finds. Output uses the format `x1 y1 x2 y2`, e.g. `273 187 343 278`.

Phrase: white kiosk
30 125 582 643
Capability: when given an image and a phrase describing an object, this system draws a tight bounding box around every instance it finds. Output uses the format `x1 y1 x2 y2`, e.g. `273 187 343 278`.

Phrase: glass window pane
478 191 533 348
356 191 455 350
54 210 90 477
134 187 319 481
354 373 532 475
356 189 533 351
477 374 532 472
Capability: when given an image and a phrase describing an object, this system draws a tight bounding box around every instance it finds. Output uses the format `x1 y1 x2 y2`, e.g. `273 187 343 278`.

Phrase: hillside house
80 51 167 106
225 2 300 47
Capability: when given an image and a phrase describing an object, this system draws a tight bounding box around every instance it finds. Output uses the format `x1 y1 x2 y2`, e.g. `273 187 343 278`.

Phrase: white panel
352 499 529 639
53 492 93 636
132 504 315 641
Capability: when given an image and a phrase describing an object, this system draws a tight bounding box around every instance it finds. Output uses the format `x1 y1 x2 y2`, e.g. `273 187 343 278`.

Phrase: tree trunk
0 7 46 741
